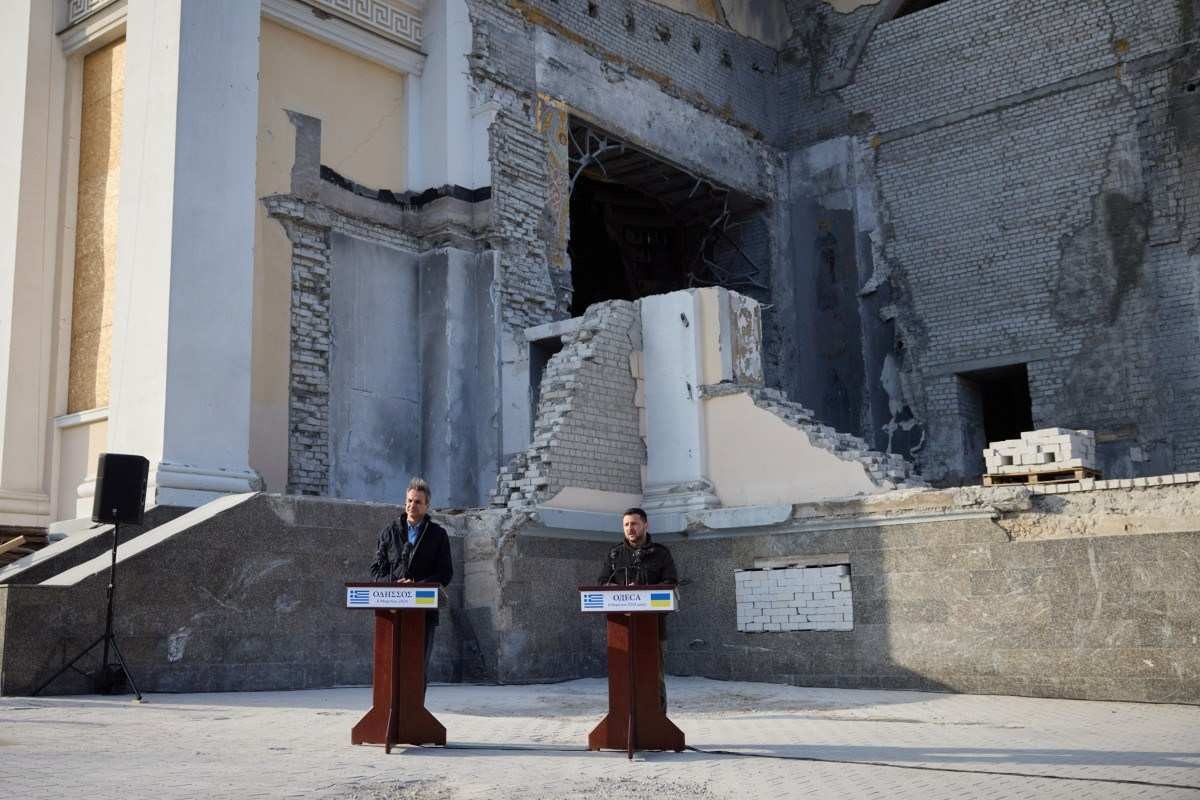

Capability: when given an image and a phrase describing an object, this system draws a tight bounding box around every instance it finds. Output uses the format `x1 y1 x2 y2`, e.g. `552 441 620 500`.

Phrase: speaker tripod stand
33 512 143 701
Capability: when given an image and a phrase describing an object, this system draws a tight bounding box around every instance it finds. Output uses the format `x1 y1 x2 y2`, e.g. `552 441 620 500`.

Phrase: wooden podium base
588 612 684 755
352 608 446 751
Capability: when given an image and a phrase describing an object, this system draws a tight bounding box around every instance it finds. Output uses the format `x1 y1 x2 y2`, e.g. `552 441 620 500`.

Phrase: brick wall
494 300 644 507
266 196 426 497
735 564 853 632
779 0 1200 482
844 0 1178 135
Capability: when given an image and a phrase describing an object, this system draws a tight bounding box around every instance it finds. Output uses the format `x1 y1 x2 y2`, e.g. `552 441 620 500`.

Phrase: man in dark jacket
599 507 676 710
599 507 677 586
369 477 453 696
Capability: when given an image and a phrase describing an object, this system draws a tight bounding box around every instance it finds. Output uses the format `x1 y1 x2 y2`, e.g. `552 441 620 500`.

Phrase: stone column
639 291 720 516
0 1 63 527
104 0 261 507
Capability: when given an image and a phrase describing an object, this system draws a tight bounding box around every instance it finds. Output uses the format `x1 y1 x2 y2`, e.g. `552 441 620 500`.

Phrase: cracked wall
778 0 1200 484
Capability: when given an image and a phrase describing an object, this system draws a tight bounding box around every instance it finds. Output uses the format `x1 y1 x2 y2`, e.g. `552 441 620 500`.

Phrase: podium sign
345 582 446 752
580 588 676 612
347 585 440 609
580 584 685 757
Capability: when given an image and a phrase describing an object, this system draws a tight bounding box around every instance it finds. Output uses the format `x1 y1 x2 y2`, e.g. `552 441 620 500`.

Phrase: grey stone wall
5 486 1197 703
266 173 499 507
472 498 1200 703
0 494 463 695
668 517 1199 703
458 525 612 684
470 483 1200 703
0 495 463 695
327 233 423 503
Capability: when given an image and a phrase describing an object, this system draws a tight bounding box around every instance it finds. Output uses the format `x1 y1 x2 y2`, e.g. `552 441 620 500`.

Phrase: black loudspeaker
92 453 149 525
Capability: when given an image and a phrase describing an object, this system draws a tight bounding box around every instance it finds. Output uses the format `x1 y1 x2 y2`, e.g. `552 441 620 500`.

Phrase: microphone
631 548 644 585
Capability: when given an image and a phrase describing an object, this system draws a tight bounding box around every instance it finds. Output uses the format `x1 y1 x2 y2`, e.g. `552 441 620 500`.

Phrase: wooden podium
580 585 685 756
345 582 446 752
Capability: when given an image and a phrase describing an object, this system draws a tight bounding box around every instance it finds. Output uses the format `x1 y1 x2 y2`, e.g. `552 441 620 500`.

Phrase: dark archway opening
569 174 690 313
567 121 766 317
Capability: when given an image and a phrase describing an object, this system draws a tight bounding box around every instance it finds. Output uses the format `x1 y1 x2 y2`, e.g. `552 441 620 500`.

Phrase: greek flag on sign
348 589 370 607
583 593 605 609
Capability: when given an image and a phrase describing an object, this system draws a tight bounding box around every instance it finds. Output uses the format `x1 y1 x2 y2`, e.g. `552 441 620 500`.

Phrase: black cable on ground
683 745 1200 792
418 742 1200 792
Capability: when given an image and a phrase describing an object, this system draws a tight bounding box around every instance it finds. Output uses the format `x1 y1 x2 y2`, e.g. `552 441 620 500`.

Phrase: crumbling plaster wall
780 0 1200 484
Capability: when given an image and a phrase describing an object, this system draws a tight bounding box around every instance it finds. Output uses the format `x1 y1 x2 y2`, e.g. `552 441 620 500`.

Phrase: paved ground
2 677 1198 799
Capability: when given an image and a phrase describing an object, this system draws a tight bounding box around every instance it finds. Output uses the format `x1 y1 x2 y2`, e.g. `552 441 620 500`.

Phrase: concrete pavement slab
1 677 1198 799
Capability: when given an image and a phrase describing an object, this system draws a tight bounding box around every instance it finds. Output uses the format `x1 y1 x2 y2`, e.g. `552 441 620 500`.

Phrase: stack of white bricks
734 565 852 632
984 428 1097 475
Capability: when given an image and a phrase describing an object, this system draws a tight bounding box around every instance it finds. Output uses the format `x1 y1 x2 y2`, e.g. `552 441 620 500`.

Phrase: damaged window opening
529 335 564 429
892 0 952 19
567 121 766 316
959 363 1035 449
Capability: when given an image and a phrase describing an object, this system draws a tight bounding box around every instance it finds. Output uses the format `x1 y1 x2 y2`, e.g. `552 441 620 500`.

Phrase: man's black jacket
370 516 453 624
599 534 677 585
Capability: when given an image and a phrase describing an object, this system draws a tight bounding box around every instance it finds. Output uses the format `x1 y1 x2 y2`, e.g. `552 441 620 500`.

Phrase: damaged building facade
4 0 1200 526
1 0 1200 704
466 0 1200 487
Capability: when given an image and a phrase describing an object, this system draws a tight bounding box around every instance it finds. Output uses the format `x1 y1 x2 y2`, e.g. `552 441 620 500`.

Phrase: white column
639 291 719 514
105 0 261 507
416 0 488 190
0 1 63 527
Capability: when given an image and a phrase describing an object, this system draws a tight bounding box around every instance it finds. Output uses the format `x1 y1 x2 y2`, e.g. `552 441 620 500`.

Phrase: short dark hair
622 507 648 522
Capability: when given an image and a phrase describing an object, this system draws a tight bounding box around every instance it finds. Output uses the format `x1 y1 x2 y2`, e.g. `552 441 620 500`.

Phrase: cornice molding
298 0 423 51
64 0 121 29
59 0 126 55
262 0 426 75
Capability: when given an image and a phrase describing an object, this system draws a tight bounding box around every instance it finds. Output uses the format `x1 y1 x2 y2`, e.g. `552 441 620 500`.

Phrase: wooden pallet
982 467 1101 486
0 530 49 567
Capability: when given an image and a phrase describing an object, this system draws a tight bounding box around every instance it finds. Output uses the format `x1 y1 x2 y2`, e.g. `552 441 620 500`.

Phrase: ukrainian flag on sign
415 589 437 606
649 592 672 608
